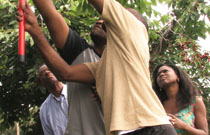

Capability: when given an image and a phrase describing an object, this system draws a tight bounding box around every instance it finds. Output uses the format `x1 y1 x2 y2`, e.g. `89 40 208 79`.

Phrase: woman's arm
168 98 208 135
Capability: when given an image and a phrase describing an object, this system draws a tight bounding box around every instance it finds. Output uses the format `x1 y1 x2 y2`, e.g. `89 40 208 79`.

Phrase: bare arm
33 0 104 50
32 0 69 50
180 98 208 135
187 98 208 135
18 1 95 84
88 0 104 14
169 98 208 135
35 32 94 83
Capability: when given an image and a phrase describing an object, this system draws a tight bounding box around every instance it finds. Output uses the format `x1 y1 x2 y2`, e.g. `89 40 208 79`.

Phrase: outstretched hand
16 1 39 36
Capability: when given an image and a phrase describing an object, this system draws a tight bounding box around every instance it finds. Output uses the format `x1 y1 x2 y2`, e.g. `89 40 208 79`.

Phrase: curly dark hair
152 64 196 110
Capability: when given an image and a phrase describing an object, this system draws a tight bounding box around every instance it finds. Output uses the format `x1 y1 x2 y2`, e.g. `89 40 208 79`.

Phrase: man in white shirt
38 64 68 135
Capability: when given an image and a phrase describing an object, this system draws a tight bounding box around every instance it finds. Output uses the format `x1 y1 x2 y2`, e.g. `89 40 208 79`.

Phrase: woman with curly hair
152 64 208 135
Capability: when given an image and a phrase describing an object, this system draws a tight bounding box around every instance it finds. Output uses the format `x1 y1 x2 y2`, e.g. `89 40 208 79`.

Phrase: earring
177 78 180 83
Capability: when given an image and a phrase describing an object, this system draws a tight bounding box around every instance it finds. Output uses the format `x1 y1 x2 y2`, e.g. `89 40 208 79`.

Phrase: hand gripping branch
18 0 25 62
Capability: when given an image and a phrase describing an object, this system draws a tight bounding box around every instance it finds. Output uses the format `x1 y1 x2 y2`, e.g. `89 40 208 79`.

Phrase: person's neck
93 43 106 55
51 82 63 97
165 83 179 99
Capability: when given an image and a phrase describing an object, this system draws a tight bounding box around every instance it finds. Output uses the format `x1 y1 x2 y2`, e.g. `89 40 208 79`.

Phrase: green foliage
0 0 47 134
148 0 210 129
0 0 209 134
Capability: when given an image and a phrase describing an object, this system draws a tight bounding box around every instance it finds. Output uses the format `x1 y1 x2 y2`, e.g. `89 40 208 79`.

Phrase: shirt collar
61 84 68 99
52 84 68 101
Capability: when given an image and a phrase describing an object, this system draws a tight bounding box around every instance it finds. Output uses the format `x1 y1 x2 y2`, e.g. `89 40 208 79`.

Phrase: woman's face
156 66 179 89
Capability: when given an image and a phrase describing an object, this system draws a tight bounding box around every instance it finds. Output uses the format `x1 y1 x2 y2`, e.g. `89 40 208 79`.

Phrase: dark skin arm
88 0 104 14
168 98 208 135
16 0 105 83
32 0 103 49
17 1 95 84
32 0 69 50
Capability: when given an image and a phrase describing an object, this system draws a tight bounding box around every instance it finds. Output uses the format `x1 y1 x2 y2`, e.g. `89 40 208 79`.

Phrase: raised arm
17 1 95 84
36 31 95 84
32 0 69 50
33 0 104 48
88 0 104 14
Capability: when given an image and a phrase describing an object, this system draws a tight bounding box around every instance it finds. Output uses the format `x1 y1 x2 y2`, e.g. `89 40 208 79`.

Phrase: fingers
167 113 176 119
16 10 23 17
16 11 23 21
166 113 176 126
16 1 28 22
24 0 30 9
171 121 174 125
16 1 25 22
21 0 33 15
168 118 176 126
20 0 26 11
167 113 172 116
171 121 176 126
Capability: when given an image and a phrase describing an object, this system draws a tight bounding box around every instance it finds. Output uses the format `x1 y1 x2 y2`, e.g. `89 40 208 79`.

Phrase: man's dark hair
152 64 196 110
126 8 148 31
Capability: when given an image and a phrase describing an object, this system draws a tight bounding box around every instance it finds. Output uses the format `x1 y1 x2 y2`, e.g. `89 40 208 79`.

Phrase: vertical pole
18 0 25 62
16 122 19 135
